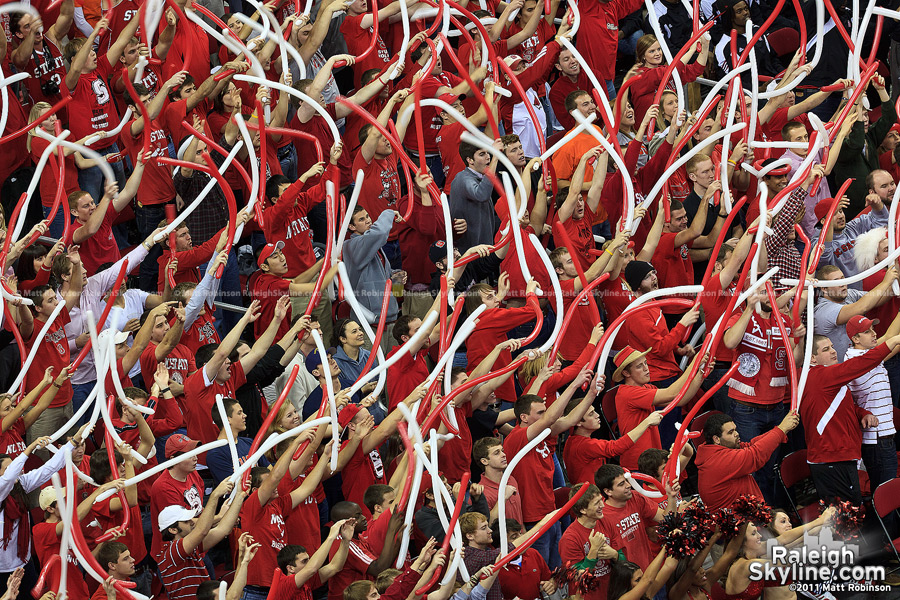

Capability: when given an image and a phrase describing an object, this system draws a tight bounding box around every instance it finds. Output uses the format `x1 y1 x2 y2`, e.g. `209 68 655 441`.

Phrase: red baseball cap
814 198 838 223
847 315 879 339
257 241 285 267
338 404 362 429
165 434 199 458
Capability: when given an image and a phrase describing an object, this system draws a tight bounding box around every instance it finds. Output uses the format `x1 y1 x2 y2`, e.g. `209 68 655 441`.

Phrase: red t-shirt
182 362 247 445
120 117 176 205
17 37 67 106
760 106 811 142
339 14 392 88
362 507 392 556
0 420 26 459
401 73 462 154
555 277 598 362
162 17 212 82
163 97 211 147
140 342 196 412
597 493 658 570
269 569 320 600
66 208 120 276
178 312 220 356
436 121 466 193
25 307 72 408
97 0 141 53
327 536 375 600
33 521 91 599
498 547 551 600
437 403 474 484
700 273 736 362
31 135 79 208
249 273 292 341
466 306 536 403
386 346 430 412
66 54 119 150
149 469 205 559
340 441 386 512
352 151 401 241
290 104 351 187
503 426 555 523
92 498 147 564
612 385 661 471
241 491 293 586
278 471 320 552
558 203 597 271
653 232 693 288
563 434 636 486
559 519 617 600
599 275 635 324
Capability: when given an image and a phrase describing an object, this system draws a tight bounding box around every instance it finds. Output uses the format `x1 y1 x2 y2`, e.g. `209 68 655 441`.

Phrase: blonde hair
657 90 677 132
27 102 52 153
519 351 550 385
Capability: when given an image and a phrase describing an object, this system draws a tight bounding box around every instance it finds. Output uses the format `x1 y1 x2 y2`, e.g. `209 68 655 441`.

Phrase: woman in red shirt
623 33 710 126
0 366 68 459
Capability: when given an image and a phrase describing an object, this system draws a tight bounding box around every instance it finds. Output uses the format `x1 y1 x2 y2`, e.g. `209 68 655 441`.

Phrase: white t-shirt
845 346 895 442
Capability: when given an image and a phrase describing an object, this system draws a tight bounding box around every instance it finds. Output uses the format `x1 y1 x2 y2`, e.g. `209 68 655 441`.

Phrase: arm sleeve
0 454 28 501
637 140 673 193
174 228 226 273
245 346 287 388
344 211 395 268
184 260 218 328
517 41 561 90
729 428 788 476
147 394 185 435
20 442 73 493
626 313 688 358
766 188 806 251
380 568 422 600
544 342 597 395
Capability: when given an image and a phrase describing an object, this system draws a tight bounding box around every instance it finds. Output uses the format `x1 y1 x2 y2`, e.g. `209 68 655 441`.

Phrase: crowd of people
0 0 899 598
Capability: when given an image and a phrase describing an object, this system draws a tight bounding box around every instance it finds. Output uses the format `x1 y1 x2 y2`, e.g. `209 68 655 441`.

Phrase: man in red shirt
268 519 356 600
549 48 593 131
20 247 83 445
157 478 245 600
473 437 524 526
326 501 405 600
139 303 192 407
556 148 609 270
92 542 136 600
9 3 70 106
606 345 706 470
594 464 677 570
577 0 642 95
504 368 599 568
340 0 412 87
800 333 900 503
67 165 141 276
563 398 662 486
149 434 205 559
182 299 285 445
696 411 797 511
63 16 133 200
558 483 622 600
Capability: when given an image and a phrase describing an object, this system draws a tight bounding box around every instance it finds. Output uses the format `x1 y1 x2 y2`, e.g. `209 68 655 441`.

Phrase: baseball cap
814 197 839 223
847 315 879 339
257 241 285 268
39 487 62 511
304 348 333 374
429 240 448 264
437 92 465 106
503 55 524 70
165 433 199 459
158 505 200 532
338 404 362 429
97 329 129 352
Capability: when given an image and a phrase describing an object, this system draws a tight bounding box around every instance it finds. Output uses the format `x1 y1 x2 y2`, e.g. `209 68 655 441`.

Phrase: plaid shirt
462 546 502 600
173 169 229 246
765 186 807 292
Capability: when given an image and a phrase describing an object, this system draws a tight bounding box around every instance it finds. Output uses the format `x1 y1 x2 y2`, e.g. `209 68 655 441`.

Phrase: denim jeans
730 399 787 506
240 586 270 600
525 519 561 569
278 143 298 182
405 150 446 190
604 79 616 100
704 366 733 414
884 353 900 406
42 204 66 240
651 376 678 448
135 203 167 292
71 382 97 427
539 95 560 136
77 142 126 202
861 438 898 492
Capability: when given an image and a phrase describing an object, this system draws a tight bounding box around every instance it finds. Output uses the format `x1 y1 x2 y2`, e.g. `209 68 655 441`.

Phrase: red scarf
1 493 30 561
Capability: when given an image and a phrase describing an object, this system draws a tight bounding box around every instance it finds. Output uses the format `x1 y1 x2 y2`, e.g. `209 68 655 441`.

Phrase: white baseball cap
158 505 199 532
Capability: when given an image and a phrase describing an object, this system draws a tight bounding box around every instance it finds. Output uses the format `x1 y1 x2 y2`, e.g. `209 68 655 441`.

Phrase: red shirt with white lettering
559 519 617 600
0 420 26 460
597 493 658 570
263 165 334 277
25 307 72 408
179 312 220 356
241 492 294 587
278 470 320 552
340 440 386 515
150 470 205 559
140 342 196 413
66 54 119 150
503 425 555 523
352 151 401 241
339 14 392 88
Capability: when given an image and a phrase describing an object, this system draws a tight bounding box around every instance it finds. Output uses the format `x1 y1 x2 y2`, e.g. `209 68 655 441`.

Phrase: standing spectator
449 141 501 253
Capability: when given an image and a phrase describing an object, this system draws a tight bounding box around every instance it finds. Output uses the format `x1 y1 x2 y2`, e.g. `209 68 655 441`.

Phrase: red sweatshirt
618 306 687 381
694 427 786 511
800 343 889 464
563 434 636 486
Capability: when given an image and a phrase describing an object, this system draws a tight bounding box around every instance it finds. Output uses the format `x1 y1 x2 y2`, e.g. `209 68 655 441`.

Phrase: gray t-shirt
813 288 865 361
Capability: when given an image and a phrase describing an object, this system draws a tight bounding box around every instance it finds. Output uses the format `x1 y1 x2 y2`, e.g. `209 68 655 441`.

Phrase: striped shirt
845 347 896 442
157 538 209 600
